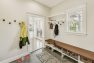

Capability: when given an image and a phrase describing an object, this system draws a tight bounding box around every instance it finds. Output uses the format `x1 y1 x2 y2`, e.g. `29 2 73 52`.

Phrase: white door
27 14 45 52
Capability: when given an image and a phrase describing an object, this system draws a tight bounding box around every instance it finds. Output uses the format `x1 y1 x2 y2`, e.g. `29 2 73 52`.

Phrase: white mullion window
67 6 86 35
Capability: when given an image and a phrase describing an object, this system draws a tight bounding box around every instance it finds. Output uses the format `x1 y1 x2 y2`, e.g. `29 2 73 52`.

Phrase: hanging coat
19 22 30 49
54 24 59 36
49 23 53 29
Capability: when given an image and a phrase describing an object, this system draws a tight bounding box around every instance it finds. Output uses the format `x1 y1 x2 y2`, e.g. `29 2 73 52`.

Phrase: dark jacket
54 24 59 36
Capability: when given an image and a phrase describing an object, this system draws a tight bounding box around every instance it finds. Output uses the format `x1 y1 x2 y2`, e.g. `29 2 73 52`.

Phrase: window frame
66 5 87 35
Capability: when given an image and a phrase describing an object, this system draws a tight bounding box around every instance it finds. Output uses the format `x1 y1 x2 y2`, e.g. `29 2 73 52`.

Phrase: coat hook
14 20 16 22
62 22 64 23
19 23 21 25
60 23 62 25
3 19 5 21
9 22 11 24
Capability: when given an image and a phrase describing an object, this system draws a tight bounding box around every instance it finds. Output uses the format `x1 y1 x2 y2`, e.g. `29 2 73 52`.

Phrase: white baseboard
0 52 29 63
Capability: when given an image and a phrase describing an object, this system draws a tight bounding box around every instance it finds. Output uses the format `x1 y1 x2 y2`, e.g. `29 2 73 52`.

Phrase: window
28 14 44 39
67 6 86 34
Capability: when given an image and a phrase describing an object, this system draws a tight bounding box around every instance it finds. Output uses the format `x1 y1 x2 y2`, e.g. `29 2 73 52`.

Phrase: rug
36 49 77 63
36 50 61 63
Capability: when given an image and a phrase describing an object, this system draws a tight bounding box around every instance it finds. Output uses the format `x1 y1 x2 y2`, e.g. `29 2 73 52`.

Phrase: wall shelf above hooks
48 20 65 26
48 13 66 25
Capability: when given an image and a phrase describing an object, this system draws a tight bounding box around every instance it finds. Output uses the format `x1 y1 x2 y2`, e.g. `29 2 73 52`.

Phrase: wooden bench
45 39 94 63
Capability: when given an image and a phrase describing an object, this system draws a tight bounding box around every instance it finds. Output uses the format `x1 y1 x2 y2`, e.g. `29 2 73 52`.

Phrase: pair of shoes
17 58 22 63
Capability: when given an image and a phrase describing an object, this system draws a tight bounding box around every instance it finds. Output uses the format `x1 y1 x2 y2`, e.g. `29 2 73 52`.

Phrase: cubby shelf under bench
45 39 94 63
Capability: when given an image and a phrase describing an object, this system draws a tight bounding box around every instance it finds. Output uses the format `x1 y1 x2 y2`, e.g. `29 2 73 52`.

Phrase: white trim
66 5 87 35
0 52 29 63
26 13 46 52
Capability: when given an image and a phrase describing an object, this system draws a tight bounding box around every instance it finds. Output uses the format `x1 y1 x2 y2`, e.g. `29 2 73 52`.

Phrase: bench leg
61 54 64 58
52 48 54 52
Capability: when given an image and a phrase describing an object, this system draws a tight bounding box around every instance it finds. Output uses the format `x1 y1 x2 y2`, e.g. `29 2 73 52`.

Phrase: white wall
0 0 50 61
0 0 94 62
48 0 94 52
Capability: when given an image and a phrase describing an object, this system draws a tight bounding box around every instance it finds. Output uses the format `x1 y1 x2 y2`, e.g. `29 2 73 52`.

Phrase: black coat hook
19 23 21 25
3 19 5 21
14 20 16 22
9 22 11 24
62 22 64 23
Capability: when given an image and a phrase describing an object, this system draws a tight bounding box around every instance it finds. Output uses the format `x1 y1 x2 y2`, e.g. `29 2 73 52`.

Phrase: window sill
65 32 87 36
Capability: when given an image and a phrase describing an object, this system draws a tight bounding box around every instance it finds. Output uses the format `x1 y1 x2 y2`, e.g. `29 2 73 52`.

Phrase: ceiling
34 0 64 8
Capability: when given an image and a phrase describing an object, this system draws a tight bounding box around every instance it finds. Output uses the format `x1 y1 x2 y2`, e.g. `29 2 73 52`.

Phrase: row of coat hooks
48 14 65 26
2 18 21 25
2 19 17 24
48 17 65 26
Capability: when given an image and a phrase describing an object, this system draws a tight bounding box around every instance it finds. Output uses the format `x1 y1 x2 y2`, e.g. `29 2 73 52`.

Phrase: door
27 14 45 52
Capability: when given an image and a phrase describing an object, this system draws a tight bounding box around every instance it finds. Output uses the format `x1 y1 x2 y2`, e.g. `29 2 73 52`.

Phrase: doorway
27 13 45 52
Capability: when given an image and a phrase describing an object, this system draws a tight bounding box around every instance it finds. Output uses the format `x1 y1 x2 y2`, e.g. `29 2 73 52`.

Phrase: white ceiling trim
34 0 64 8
